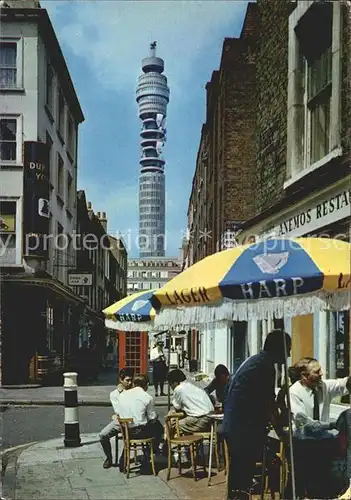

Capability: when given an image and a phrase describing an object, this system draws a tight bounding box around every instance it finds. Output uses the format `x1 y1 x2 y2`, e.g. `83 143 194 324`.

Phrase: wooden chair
193 419 221 472
117 417 156 479
164 413 206 482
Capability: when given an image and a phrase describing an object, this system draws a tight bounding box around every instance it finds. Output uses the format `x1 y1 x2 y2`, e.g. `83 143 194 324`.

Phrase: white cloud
44 0 248 96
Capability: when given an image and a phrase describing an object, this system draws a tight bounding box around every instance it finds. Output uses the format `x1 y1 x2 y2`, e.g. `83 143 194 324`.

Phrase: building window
308 45 332 165
58 90 65 140
287 2 341 184
0 200 16 265
46 63 54 113
0 40 17 88
67 114 76 160
57 154 64 198
0 117 17 162
46 132 53 186
67 172 73 211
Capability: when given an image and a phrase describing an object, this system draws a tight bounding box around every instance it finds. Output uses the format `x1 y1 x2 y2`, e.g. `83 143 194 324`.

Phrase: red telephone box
118 331 148 375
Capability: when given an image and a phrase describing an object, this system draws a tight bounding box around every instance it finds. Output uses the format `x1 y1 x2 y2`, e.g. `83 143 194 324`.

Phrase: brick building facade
238 0 350 382
186 2 259 266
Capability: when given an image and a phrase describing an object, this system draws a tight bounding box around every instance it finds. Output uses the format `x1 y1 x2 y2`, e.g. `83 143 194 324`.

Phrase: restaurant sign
262 185 350 238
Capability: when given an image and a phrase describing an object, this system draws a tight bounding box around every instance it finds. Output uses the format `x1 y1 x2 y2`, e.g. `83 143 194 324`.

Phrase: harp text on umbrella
240 277 305 299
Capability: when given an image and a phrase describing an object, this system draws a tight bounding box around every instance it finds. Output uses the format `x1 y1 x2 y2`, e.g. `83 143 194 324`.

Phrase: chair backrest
164 413 184 441
117 416 133 447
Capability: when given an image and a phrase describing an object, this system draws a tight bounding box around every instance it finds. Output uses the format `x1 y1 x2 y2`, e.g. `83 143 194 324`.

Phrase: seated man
99 367 134 469
204 364 230 405
167 369 214 434
289 357 351 499
290 357 351 435
116 374 163 450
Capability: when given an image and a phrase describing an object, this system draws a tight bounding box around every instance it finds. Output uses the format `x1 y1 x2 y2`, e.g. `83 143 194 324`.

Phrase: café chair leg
126 445 131 479
167 444 172 481
190 443 197 481
178 445 182 476
214 437 220 471
201 442 207 474
149 443 156 476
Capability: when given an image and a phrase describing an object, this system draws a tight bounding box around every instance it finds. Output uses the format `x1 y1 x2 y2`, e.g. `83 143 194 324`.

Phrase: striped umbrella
150 237 351 327
103 289 157 331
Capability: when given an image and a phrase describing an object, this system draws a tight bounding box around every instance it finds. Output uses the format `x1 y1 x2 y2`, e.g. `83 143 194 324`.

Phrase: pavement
0 433 228 500
0 384 169 407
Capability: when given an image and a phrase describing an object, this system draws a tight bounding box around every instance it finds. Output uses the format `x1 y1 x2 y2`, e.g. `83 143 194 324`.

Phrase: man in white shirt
99 367 133 469
167 369 214 434
289 357 351 499
150 341 167 396
116 374 163 448
290 357 351 434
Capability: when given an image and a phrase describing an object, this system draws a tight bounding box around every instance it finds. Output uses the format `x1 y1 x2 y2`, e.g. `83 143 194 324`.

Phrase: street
1 405 168 450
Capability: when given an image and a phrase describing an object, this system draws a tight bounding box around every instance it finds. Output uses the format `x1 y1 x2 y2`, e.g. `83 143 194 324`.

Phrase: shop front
1 275 85 385
238 178 350 381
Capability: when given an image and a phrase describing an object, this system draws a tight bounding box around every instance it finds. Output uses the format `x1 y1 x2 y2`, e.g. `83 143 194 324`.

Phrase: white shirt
109 385 125 414
172 381 214 417
150 346 164 362
115 386 157 428
289 377 349 433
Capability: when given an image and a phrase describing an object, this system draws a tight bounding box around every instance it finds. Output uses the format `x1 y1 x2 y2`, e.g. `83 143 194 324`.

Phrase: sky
43 0 250 257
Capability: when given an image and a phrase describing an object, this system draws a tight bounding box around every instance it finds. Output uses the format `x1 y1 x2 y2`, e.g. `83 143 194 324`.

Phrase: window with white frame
0 40 18 88
287 2 341 181
46 62 55 113
0 118 16 162
0 116 21 164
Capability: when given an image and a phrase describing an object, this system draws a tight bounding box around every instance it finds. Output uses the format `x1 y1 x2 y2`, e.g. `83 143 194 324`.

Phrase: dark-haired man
168 369 214 433
99 367 134 469
204 364 230 404
116 374 163 449
223 329 291 500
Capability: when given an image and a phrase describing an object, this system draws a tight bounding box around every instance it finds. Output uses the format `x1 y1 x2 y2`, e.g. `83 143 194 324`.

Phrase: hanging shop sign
22 141 50 259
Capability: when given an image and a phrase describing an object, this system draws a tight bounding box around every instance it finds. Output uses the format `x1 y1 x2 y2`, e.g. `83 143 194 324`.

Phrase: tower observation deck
136 42 170 257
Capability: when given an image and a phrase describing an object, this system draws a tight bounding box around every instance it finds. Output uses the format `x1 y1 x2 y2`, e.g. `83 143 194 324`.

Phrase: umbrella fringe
153 290 351 327
105 319 157 332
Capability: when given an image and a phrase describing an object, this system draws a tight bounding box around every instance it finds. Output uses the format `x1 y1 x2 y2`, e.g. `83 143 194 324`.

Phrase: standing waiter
150 340 168 397
223 330 290 500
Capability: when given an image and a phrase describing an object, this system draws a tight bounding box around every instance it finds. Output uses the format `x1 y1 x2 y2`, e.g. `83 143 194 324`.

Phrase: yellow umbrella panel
151 238 350 326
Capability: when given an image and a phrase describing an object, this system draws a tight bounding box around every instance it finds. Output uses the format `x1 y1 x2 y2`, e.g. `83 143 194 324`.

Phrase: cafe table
207 412 224 486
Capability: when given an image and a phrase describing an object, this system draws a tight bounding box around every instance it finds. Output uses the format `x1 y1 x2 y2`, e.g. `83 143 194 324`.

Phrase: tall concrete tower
136 42 170 257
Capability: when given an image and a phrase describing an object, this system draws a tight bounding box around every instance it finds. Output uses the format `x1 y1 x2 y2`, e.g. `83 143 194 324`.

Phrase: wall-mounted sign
68 273 93 286
22 141 50 259
240 180 350 243
0 213 15 232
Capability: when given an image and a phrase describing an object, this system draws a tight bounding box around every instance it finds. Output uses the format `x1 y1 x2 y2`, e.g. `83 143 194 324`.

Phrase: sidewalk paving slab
0 384 169 407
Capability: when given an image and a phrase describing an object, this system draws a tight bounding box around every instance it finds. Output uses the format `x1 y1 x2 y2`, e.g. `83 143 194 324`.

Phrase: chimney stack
99 211 107 231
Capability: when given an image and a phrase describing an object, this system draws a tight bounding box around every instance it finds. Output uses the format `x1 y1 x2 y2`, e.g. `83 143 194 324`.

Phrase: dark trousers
291 437 342 499
153 361 166 393
130 419 164 449
226 430 266 497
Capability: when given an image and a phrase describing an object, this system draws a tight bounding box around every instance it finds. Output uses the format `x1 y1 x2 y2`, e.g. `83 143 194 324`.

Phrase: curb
0 400 169 407
1 442 36 500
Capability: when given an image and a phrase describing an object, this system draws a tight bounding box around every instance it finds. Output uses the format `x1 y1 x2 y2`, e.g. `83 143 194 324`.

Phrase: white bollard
63 372 81 447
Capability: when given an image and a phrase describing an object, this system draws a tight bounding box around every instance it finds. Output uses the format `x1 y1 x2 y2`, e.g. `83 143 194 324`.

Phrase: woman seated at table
167 369 214 434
